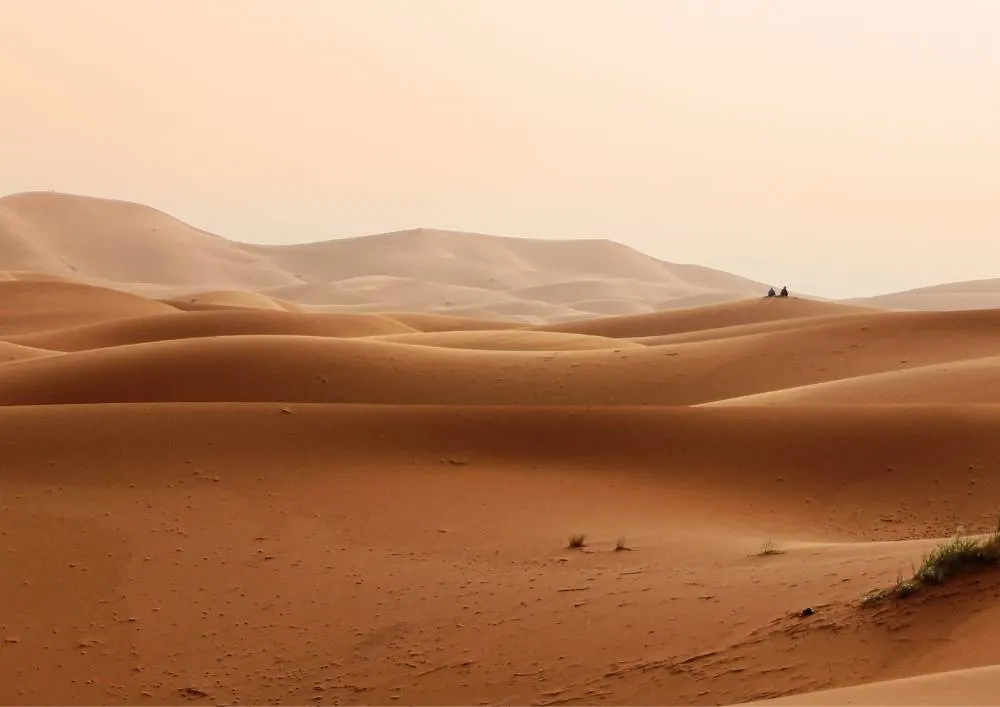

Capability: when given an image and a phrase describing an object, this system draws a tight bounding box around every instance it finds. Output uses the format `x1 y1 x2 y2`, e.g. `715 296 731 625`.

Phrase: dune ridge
0 191 776 323
534 295 874 338
7 309 417 352
710 355 1000 406
10 303 1000 407
748 665 1000 706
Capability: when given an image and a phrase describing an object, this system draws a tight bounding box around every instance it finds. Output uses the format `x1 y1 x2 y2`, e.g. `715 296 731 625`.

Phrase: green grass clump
861 520 1000 606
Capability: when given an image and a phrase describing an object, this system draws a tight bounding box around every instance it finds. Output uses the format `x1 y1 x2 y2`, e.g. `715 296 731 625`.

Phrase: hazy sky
3 1 1000 298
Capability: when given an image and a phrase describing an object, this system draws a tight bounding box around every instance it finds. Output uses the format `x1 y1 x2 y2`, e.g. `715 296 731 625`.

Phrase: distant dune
7 189 1000 706
367 329 643 351
0 191 774 323
3 190 997 322
167 290 304 312
374 311 521 332
534 296 875 338
0 191 298 290
849 278 1000 311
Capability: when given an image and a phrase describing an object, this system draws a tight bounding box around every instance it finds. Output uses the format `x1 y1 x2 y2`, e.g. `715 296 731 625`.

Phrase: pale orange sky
3 0 999 298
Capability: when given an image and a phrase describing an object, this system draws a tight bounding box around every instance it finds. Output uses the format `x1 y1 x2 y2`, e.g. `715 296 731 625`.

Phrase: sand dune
513 278 671 305
0 335 657 406
8 309 416 352
535 296 874 338
0 280 178 334
749 665 1000 706
245 227 764 293
376 311 522 332
632 311 870 346
0 340 57 362
711 355 1000 406
561 297 657 316
850 277 1000 311
425 298 596 323
265 276 515 310
0 191 299 290
369 329 642 351
4 403 1000 705
8 189 1000 706
7 190 1000 324
0 192 777 322
167 290 304 312
0 269 78 283
5 306 1000 407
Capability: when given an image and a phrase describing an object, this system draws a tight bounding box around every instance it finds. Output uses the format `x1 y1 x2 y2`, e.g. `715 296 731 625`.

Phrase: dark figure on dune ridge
780 286 788 297
766 287 776 297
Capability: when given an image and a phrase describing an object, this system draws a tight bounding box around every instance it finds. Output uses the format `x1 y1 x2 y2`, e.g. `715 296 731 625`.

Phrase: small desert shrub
862 520 1000 606
615 537 632 552
758 539 783 556
895 579 921 598
914 529 1000 584
567 534 587 549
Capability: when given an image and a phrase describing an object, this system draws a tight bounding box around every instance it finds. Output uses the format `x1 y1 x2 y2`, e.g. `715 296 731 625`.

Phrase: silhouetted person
767 287 776 297
779 286 788 297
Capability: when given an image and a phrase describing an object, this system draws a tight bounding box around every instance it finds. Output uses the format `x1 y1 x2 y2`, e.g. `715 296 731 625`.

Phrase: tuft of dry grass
567 534 587 549
614 537 633 552
758 539 783 556
862 520 1000 606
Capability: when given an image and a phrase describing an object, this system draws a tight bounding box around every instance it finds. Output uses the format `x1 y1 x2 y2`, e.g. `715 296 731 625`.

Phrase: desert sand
3 191 1000 705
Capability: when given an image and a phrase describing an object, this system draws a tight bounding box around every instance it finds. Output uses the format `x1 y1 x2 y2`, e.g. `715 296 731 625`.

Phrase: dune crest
534 296 876 338
0 191 777 322
7 309 418 352
748 665 1000 706
367 329 643 351
0 279 178 334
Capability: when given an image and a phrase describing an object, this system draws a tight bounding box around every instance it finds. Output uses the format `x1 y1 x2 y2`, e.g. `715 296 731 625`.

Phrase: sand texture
3 191 1000 705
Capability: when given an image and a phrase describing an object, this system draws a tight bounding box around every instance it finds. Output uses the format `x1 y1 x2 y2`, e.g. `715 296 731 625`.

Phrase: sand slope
167 290 304 312
8 190 1000 323
632 312 870 346
8 190 1000 706
5 404 1000 705
7 309 416 352
375 311 522 333
368 330 643 351
0 191 298 290
850 277 1000 311
749 665 1000 706
0 280 178 334
0 340 56 362
711 355 1000 406
5 306 1000 406
0 192 777 322
535 296 874 339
